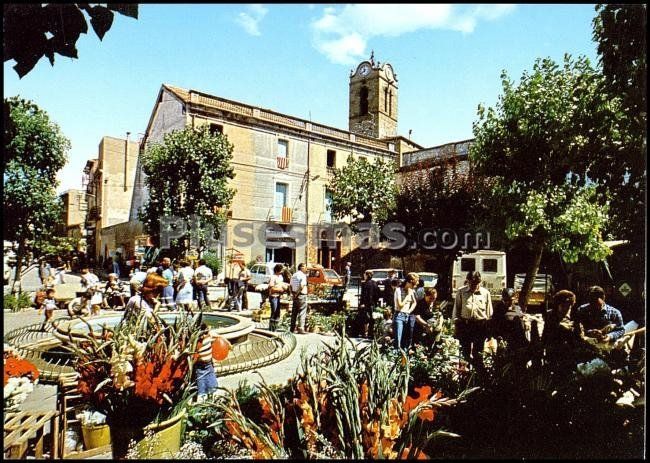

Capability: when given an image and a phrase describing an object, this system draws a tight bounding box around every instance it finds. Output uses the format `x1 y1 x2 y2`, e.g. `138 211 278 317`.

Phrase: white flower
616 390 636 408
576 358 611 377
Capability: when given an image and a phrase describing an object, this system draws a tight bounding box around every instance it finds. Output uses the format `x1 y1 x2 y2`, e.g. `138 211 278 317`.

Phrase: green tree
4 96 70 293
470 56 619 309
328 155 396 231
4 3 138 78
394 155 495 297
590 4 646 280
139 125 236 259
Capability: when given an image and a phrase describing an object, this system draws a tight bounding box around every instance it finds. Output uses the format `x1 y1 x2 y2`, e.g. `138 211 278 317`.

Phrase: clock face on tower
385 65 393 80
358 63 371 77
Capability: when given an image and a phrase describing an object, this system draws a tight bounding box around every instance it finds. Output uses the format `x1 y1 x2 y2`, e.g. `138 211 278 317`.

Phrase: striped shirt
197 335 214 364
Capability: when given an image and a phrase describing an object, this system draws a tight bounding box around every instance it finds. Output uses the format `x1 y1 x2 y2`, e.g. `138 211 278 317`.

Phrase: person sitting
572 285 625 343
104 273 127 309
379 308 394 344
124 273 167 326
68 291 91 318
491 288 528 349
543 289 578 347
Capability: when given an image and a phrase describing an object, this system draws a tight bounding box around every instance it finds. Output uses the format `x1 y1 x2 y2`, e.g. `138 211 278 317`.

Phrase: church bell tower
348 52 398 139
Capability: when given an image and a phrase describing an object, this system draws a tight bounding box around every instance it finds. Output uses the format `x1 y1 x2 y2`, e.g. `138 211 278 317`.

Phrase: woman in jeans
268 264 287 331
393 272 419 352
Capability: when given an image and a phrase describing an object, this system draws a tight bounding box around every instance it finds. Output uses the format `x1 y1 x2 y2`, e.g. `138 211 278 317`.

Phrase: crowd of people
353 267 633 374
33 252 634 374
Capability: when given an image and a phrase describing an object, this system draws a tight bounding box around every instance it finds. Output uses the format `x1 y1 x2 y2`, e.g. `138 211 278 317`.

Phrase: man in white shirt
453 271 493 372
193 259 213 310
290 263 309 334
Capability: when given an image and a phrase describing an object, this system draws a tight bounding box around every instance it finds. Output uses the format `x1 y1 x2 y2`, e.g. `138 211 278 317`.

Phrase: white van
451 250 507 301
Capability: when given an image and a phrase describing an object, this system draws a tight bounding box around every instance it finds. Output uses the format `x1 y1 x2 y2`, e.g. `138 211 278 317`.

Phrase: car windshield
324 269 339 279
420 274 438 282
372 271 389 280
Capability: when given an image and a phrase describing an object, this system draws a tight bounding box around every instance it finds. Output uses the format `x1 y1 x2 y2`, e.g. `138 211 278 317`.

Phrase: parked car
514 273 554 308
418 272 439 288
367 268 405 292
307 265 343 287
248 262 289 290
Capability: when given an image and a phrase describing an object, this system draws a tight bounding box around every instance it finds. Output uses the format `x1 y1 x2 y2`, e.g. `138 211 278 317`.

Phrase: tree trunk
10 243 25 296
519 235 545 312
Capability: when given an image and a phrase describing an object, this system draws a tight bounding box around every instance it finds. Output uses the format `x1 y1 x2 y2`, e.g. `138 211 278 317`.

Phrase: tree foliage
470 56 618 308
4 3 138 78
395 155 495 298
4 96 70 292
328 155 396 230
590 3 646 244
139 125 236 259
396 155 495 250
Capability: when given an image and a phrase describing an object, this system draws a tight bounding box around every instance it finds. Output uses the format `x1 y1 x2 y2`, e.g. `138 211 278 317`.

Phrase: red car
306 265 343 287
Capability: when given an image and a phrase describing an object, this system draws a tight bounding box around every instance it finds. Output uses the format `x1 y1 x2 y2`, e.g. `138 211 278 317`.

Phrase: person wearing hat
572 285 624 343
452 270 493 372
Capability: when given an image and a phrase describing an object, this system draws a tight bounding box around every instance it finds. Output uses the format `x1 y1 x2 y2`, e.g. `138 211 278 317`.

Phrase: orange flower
403 385 437 422
360 381 369 406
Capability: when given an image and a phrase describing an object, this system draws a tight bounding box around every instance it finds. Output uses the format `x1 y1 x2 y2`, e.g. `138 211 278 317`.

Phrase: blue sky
4 4 601 194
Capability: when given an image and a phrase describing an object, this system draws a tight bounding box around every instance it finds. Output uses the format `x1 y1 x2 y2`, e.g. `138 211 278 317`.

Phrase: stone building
58 189 87 250
82 136 140 261
127 57 422 270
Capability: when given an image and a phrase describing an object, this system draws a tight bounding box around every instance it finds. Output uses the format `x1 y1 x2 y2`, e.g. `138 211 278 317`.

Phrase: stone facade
128 73 417 271
86 58 435 272
349 59 399 139
59 189 87 250
83 137 140 260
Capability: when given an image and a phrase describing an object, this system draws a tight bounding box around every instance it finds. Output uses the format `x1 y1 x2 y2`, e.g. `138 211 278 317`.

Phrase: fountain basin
52 311 255 345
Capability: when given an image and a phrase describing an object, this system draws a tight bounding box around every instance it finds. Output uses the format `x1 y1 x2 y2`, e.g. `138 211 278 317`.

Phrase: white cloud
311 4 516 64
236 4 269 36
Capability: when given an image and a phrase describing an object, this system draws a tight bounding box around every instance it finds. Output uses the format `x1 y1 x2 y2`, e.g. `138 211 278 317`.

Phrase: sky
4 3 602 194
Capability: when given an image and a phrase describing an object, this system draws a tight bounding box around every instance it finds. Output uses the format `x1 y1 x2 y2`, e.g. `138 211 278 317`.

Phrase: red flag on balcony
277 156 288 169
281 206 292 223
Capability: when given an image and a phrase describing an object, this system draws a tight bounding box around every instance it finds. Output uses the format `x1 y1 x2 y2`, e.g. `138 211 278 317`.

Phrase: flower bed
4 347 40 411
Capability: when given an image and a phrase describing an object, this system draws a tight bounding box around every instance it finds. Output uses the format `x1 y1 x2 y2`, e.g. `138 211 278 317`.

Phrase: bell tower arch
348 52 398 139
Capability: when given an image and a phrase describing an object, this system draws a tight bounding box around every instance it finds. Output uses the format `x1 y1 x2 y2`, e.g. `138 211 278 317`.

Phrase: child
68 291 91 318
194 323 219 403
39 288 57 331
105 273 126 309
381 308 394 344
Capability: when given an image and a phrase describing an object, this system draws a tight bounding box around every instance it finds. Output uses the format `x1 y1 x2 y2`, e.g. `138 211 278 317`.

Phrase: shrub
3 291 33 312
202 251 222 276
